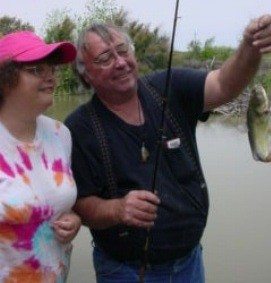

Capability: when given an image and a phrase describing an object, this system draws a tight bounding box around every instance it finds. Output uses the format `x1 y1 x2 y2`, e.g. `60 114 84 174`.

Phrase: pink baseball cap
0 31 76 64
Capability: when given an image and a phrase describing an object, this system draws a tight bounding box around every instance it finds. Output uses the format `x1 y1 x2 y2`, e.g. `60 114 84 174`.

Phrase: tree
187 38 202 59
0 16 34 37
76 1 169 73
43 1 118 95
111 9 169 74
42 0 170 94
44 11 76 43
75 0 117 36
186 37 234 63
44 10 78 94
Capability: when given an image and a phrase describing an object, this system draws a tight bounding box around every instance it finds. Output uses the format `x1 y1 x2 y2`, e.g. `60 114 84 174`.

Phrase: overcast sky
0 0 270 50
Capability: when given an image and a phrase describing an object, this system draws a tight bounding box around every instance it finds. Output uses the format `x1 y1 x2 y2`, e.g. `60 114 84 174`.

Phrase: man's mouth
114 71 130 80
39 86 54 93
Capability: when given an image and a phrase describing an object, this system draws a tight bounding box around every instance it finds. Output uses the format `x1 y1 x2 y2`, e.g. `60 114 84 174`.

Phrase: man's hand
204 14 271 112
244 14 271 53
53 212 81 244
116 190 160 229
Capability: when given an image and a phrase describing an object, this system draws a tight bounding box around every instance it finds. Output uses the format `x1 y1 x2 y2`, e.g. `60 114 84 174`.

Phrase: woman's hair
0 60 20 105
0 52 62 106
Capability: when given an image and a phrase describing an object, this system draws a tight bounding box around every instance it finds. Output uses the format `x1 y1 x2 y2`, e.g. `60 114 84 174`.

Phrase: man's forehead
107 28 125 39
85 29 126 46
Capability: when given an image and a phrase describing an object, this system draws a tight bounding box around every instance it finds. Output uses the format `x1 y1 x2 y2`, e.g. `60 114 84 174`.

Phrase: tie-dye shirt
0 115 77 283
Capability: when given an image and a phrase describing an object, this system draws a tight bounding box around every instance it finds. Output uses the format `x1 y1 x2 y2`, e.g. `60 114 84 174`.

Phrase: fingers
53 221 79 244
257 45 271 53
53 220 75 232
53 212 81 243
53 225 75 243
56 212 81 229
244 14 271 53
54 220 75 230
118 190 160 228
247 15 271 35
136 190 161 205
253 24 271 39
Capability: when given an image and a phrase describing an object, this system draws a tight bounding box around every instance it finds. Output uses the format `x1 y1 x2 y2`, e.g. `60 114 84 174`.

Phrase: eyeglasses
21 64 57 79
92 43 131 69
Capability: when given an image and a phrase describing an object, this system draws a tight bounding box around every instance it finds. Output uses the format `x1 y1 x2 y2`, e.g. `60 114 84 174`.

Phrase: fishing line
139 0 181 282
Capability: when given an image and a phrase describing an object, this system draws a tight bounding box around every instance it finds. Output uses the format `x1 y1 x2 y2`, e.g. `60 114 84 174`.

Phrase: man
65 15 271 282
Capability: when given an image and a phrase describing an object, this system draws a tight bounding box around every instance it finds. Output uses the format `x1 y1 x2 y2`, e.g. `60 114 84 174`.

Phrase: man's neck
97 91 144 126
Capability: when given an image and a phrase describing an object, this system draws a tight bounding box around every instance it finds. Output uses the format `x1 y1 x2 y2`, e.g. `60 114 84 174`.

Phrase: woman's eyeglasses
21 64 58 79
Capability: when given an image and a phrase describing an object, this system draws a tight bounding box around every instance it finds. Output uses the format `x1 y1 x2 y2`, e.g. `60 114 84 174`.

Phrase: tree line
1 0 270 95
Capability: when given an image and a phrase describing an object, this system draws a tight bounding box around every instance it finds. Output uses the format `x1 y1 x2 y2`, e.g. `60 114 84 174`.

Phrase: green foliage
172 51 186 67
75 0 117 36
55 65 79 95
187 38 201 58
43 10 78 94
251 55 271 91
0 16 34 36
43 1 119 95
84 0 117 23
44 11 76 43
42 0 170 94
186 37 234 62
111 9 169 74
254 72 271 93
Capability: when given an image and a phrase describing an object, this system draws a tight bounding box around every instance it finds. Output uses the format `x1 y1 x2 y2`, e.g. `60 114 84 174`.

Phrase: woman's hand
53 212 81 244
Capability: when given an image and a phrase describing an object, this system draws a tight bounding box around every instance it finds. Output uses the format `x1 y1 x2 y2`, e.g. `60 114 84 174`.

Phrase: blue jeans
93 245 205 283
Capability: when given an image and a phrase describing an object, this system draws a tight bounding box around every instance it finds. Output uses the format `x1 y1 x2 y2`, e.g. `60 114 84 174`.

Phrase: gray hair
75 23 134 88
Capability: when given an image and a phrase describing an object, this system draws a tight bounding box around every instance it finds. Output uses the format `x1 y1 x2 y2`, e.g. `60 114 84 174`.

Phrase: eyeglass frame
91 42 134 69
20 63 58 79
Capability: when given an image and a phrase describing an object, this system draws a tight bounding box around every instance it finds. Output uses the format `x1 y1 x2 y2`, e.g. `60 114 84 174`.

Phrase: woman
0 31 80 282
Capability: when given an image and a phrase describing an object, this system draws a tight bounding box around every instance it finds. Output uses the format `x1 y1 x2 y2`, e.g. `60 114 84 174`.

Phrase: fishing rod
139 0 181 282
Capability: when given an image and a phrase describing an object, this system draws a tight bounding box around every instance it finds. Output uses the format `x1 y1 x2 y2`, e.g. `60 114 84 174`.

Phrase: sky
0 0 270 50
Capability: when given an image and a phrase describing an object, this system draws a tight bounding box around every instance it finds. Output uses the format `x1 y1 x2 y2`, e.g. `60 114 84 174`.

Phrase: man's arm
204 14 271 112
74 190 160 230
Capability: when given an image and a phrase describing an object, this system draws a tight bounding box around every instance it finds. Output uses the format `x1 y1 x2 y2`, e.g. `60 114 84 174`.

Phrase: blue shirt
65 68 209 263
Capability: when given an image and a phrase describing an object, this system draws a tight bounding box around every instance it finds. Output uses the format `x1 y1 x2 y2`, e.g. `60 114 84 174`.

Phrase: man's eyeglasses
21 64 58 79
92 43 131 69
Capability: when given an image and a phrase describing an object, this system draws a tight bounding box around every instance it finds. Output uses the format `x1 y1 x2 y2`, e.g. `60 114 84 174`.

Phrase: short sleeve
146 68 209 127
171 68 208 121
57 123 72 166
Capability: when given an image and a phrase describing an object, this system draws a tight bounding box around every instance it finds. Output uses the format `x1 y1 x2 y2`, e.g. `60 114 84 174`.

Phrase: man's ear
74 66 92 89
80 72 92 89
83 71 91 83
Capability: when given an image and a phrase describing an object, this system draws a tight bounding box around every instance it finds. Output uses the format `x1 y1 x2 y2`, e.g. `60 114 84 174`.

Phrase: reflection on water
48 96 271 283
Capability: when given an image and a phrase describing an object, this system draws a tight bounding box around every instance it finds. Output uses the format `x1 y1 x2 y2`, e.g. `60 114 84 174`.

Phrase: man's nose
114 53 127 68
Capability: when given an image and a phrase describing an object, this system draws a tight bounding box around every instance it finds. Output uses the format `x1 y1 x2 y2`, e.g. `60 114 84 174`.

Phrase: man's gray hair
75 23 134 88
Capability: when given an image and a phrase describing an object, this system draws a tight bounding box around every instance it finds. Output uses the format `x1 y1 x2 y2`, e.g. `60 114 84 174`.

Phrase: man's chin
117 79 137 93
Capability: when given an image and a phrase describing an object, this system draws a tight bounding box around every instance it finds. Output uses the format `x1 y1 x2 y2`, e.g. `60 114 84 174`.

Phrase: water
198 121 271 283
49 97 271 283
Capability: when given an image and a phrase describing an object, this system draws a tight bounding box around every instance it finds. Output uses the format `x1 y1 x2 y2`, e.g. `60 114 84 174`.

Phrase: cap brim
14 42 76 64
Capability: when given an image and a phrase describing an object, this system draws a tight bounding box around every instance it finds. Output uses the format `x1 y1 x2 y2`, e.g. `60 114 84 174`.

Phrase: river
48 96 271 283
